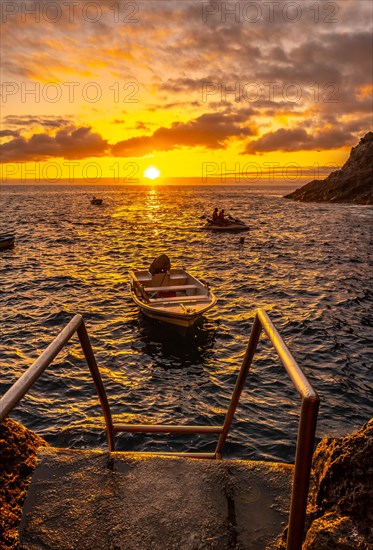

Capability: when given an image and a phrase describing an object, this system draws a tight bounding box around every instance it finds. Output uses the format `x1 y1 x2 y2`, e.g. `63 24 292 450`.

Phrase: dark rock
0 417 48 549
303 512 368 549
285 132 373 205
274 419 373 549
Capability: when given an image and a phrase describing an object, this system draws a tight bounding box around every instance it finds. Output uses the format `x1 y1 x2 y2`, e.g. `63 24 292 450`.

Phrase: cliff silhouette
285 132 373 205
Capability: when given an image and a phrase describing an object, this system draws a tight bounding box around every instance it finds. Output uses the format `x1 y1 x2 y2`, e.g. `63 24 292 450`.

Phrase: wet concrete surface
19 448 293 550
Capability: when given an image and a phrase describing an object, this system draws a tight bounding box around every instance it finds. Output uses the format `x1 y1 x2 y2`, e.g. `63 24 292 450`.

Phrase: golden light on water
144 166 161 181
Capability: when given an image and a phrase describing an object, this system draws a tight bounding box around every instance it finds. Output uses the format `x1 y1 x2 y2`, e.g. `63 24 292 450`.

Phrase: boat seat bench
149 296 209 303
144 284 199 292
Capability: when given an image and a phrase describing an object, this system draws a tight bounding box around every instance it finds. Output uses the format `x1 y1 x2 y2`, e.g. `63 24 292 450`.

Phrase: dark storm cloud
0 129 20 138
244 126 355 153
0 126 109 162
4 115 73 128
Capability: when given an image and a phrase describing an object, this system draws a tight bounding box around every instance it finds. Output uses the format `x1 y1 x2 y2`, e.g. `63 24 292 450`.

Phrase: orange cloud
111 112 256 156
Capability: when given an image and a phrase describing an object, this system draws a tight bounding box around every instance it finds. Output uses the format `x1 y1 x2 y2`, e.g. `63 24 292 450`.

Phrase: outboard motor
149 254 171 275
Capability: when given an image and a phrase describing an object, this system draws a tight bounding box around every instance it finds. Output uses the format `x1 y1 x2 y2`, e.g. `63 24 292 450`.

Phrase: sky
0 0 372 183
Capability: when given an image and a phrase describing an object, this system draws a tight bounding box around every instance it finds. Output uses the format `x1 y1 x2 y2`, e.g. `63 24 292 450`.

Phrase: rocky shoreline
0 418 48 549
275 418 373 549
285 132 373 205
1 417 372 548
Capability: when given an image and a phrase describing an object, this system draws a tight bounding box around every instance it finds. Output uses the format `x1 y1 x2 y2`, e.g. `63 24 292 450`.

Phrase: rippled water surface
1 184 372 462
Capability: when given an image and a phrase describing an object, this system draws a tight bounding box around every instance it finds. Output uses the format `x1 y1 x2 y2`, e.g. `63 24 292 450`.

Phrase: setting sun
144 166 160 180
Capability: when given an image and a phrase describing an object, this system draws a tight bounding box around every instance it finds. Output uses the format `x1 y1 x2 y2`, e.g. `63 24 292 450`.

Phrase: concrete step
19 448 293 550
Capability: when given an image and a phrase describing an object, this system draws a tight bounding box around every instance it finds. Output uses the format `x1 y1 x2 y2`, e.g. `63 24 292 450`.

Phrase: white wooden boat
203 216 249 232
0 234 15 250
129 268 217 328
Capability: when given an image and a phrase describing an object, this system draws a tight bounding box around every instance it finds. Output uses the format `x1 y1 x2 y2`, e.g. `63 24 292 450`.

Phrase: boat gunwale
0 235 15 249
129 269 217 321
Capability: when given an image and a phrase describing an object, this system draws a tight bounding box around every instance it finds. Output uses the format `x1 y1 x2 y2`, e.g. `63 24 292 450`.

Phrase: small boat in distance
130 256 216 328
0 234 15 250
203 215 249 232
91 196 103 205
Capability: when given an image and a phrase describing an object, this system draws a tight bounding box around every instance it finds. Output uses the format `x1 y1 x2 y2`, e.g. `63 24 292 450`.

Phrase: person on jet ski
218 209 228 225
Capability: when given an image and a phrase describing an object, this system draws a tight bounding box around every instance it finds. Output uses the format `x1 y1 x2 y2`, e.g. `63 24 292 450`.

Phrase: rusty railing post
286 396 319 550
77 321 116 452
215 313 262 457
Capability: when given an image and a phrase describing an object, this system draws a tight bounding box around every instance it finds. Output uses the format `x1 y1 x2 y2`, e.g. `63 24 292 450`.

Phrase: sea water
0 183 372 462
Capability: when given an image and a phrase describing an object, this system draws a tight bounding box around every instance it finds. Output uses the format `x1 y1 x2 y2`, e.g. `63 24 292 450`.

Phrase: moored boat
129 257 216 328
91 197 103 205
0 234 15 250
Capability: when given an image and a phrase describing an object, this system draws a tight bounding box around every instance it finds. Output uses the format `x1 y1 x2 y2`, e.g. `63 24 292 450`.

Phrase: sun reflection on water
0 184 372 461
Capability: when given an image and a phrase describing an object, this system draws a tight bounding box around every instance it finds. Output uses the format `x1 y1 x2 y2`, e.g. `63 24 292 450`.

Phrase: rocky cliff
275 418 373 549
285 132 373 205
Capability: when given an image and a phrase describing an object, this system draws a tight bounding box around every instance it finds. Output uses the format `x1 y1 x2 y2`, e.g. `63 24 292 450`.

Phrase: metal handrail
0 308 319 550
0 314 116 451
214 308 319 550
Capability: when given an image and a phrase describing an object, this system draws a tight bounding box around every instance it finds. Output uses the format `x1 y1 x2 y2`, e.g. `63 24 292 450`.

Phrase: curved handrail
215 308 319 550
0 315 115 451
258 308 318 399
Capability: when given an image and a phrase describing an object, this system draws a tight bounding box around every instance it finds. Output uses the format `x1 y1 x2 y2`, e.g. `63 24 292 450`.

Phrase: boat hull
139 306 205 328
129 268 216 328
203 223 249 232
0 235 15 250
